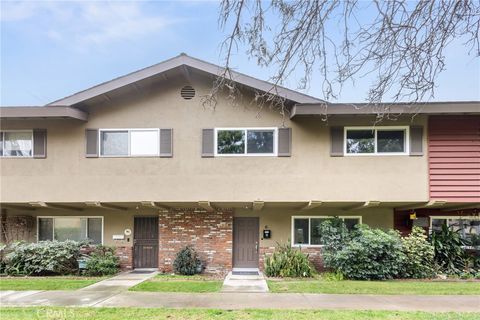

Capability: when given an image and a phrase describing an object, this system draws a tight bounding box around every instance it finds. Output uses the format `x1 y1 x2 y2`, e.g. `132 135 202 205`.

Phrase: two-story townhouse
1 54 479 273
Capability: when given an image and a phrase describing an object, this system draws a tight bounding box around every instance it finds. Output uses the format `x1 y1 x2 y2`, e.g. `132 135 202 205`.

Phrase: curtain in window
101 131 128 156
4 132 32 156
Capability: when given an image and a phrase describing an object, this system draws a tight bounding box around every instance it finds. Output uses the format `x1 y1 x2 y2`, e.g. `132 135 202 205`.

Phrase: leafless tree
205 0 479 117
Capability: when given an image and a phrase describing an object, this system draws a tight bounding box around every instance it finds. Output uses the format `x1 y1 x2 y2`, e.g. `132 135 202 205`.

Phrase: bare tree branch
211 0 479 119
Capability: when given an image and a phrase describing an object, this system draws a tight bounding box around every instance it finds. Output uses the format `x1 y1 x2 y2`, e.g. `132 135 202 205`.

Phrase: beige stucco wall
4 208 140 247
1 73 429 203
235 207 394 248
5 207 393 249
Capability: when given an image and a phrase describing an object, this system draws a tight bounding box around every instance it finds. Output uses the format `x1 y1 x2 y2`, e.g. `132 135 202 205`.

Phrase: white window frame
430 216 480 230
291 215 363 247
0 130 34 158
344 126 409 156
214 127 278 157
37 216 104 244
430 216 480 248
98 128 160 157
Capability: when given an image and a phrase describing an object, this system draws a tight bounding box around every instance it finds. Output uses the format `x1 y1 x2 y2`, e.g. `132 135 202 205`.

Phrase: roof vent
180 86 195 100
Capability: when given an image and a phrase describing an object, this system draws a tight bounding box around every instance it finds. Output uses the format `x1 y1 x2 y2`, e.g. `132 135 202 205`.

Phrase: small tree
402 227 436 279
317 217 350 270
264 241 314 278
430 223 469 275
333 225 406 280
173 246 202 275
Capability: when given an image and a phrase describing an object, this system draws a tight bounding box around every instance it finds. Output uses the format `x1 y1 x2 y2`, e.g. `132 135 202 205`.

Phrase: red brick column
259 246 323 272
158 210 233 275
115 246 133 270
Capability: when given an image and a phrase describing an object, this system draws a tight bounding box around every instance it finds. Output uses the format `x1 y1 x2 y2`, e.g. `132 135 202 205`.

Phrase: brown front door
233 217 259 268
133 216 159 269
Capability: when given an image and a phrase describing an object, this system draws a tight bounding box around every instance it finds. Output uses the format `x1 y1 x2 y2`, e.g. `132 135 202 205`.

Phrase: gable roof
47 53 323 107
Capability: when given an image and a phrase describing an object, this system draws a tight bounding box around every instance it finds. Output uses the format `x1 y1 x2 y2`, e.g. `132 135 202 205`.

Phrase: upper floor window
215 128 277 156
345 126 409 155
99 129 159 157
292 216 362 246
0 131 33 157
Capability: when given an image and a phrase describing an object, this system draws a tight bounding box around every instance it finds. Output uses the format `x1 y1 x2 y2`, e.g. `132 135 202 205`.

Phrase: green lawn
2 307 479 320
267 279 480 295
129 274 223 293
0 276 106 291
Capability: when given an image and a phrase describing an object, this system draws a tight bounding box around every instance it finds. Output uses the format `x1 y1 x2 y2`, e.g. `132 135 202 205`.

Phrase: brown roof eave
0 106 88 121
290 101 480 118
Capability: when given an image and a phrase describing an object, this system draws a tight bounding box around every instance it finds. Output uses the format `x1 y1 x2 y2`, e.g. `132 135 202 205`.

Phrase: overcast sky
1 0 479 106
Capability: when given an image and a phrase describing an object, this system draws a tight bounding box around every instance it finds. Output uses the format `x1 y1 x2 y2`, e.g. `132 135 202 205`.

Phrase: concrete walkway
221 271 269 293
1 290 479 312
79 270 158 292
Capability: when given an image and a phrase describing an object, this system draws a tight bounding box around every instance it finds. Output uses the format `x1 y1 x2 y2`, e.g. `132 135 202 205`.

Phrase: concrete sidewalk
79 270 157 292
1 290 479 312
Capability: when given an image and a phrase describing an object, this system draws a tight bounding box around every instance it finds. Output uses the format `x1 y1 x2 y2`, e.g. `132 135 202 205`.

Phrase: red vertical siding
428 116 480 202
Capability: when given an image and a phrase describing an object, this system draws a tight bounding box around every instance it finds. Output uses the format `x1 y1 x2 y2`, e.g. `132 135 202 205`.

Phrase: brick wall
115 246 133 270
259 246 324 272
158 210 233 275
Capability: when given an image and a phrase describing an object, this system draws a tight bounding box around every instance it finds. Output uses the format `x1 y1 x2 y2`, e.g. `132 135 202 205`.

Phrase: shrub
4 240 81 276
317 218 350 270
173 246 202 275
401 227 436 279
264 242 314 278
430 223 469 275
0 243 7 275
83 246 120 276
333 225 405 280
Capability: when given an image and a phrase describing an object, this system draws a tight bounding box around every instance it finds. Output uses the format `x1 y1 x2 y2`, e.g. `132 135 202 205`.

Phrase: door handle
255 242 258 253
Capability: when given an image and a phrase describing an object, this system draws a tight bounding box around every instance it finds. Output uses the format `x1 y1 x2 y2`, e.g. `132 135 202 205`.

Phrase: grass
267 278 480 295
0 276 106 291
1 307 479 320
129 274 223 293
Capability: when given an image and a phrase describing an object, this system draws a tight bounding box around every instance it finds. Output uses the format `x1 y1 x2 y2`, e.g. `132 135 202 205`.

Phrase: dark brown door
233 217 259 268
133 216 159 269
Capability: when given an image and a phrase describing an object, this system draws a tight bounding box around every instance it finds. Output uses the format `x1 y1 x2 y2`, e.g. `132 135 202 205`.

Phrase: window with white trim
0 131 33 157
345 127 408 155
99 129 159 157
292 216 362 246
215 128 277 156
38 216 103 244
431 216 480 247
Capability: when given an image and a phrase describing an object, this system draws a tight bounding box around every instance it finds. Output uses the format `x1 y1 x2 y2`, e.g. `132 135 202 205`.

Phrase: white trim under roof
47 54 323 106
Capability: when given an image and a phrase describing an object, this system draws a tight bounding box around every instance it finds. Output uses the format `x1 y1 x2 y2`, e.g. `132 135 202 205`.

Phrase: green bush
0 243 7 275
264 241 314 278
401 227 436 279
430 223 469 275
317 217 350 270
332 225 406 280
4 240 82 276
173 246 202 275
83 246 120 276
